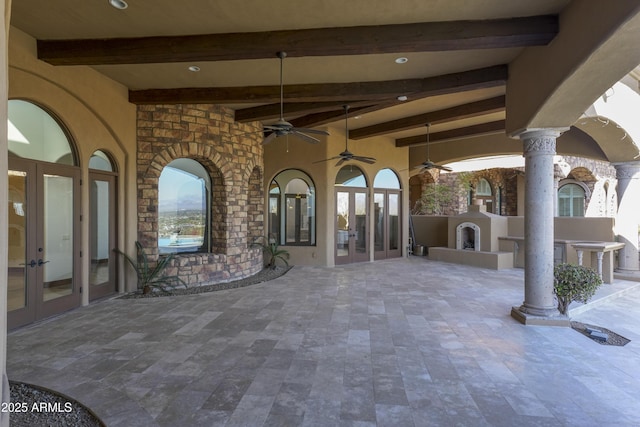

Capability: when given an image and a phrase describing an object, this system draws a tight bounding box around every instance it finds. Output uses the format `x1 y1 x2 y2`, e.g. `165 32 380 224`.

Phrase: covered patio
8 258 640 426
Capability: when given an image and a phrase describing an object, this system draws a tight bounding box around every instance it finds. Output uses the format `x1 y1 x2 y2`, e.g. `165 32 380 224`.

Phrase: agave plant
114 241 187 294
251 234 290 270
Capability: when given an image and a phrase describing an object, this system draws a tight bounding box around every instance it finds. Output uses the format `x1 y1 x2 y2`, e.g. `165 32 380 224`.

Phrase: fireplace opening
456 222 480 251
462 227 475 250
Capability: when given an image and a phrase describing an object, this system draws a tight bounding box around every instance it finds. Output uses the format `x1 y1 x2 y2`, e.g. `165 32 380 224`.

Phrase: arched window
269 170 316 246
8 99 76 165
475 178 495 213
89 150 114 172
476 178 492 196
558 183 585 217
335 166 367 187
158 159 210 253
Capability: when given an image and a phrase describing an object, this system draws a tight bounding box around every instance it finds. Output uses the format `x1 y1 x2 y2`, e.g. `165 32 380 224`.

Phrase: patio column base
511 306 570 326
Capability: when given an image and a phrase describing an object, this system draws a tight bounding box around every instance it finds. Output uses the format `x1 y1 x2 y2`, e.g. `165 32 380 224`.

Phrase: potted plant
114 241 187 294
553 263 603 315
251 234 290 270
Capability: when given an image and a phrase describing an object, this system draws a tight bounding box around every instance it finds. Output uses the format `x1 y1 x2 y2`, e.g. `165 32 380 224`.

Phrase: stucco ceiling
13 0 636 160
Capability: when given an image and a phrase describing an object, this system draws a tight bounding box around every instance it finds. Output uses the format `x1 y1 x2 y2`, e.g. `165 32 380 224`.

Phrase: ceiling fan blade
294 127 329 136
352 155 377 164
312 156 342 164
292 130 320 144
262 132 277 145
335 158 347 167
435 164 453 172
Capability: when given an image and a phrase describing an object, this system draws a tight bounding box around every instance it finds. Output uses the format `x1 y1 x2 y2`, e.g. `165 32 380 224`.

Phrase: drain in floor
571 321 630 346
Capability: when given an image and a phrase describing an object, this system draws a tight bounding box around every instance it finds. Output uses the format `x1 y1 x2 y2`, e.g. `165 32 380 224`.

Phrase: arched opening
269 170 316 246
7 99 81 329
335 165 369 264
89 150 118 300
374 168 402 260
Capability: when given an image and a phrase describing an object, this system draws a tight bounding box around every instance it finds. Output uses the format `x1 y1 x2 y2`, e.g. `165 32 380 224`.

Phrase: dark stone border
8 380 105 427
118 265 292 299
571 321 631 346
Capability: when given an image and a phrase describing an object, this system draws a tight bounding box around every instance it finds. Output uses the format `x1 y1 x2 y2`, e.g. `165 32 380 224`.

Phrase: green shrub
553 263 603 315
251 234 290 270
114 241 187 294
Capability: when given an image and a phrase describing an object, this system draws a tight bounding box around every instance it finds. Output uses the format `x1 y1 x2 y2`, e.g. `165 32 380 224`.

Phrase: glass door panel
389 193 400 252
42 173 74 302
90 180 110 287
374 193 385 253
354 192 367 258
336 191 349 258
89 172 117 300
8 169 29 312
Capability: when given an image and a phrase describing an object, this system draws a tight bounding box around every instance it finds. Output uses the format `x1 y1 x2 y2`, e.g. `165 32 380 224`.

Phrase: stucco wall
8 27 138 295
264 126 409 266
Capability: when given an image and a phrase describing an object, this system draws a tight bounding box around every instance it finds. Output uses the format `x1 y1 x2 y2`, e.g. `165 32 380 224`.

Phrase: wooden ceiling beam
38 16 558 66
235 100 376 122
129 65 507 104
349 95 505 139
395 120 506 147
290 104 391 129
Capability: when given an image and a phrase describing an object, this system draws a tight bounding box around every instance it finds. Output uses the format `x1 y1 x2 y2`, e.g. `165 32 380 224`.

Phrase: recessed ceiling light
109 0 128 10
395 57 408 64
188 65 201 72
397 95 408 101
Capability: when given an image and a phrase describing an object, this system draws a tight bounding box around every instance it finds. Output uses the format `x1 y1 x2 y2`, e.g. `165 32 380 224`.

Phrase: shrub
252 234 290 269
114 241 187 294
553 263 603 315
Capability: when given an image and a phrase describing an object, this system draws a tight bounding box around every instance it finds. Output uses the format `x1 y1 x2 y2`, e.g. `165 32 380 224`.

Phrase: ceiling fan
314 105 376 166
413 124 452 172
262 52 330 145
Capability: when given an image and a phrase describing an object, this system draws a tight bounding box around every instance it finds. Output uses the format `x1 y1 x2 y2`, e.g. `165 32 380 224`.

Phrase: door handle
19 260 37 268
38 259 50 267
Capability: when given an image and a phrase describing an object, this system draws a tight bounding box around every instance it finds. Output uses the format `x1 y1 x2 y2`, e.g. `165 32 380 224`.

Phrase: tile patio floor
8 257 640 426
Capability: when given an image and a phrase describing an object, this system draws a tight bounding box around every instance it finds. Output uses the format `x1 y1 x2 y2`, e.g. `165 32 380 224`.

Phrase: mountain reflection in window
158 158 210 254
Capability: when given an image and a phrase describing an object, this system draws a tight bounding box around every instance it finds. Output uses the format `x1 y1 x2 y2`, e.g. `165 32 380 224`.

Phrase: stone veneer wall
136 104 264 286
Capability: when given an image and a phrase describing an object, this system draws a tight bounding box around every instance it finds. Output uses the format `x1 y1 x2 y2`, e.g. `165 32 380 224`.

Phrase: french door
89 171 117 301
374 190 402 259
8 158 81 329
335 189 369 264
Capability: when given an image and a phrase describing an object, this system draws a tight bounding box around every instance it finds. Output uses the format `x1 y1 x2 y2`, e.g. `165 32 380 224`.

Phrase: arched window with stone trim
158 158 211 254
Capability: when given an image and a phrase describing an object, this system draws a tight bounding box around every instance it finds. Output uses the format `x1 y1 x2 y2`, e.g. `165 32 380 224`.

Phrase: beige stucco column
614 161 640 272
1 1 12 426
511 129 569 326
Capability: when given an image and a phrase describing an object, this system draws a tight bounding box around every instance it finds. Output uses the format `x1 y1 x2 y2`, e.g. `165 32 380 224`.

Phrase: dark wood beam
395 120 506 147
235 100 376 122
290 104 390 129
349 96 505 140
38 16 558 66
128 65 507 104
